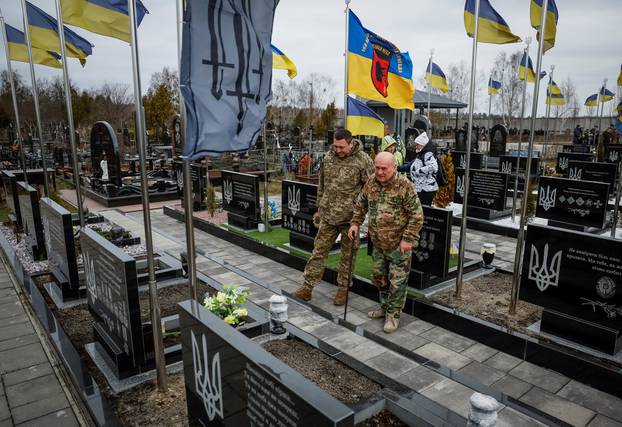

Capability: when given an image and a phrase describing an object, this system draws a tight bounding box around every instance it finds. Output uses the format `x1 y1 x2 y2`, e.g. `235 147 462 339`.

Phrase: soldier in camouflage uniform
349 152 424 333
293 129 375 305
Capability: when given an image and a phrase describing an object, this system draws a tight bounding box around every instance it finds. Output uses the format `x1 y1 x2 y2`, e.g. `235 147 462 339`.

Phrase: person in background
292 129 374 305
398 132 438 206
348 152 423 333
381 124 404 166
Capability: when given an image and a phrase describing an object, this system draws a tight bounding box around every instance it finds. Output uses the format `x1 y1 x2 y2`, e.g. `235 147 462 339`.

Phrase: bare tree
445 60 485 121
491 51 525 129
95 82 132 130
554 76 579 133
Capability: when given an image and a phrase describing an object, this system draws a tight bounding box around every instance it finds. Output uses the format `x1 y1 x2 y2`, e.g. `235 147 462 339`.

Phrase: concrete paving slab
461 343 498 363
0 334 39 354
0 322 34 343
491 375 533 399
0 301 26 320
497 407 547 427
381 329 430 351
420 378 477 418
414 342 472 370
520 387 595 426
483 352 522 372
509 361 570 394
15 408 78 427
324 331 368 352
6 375 64 408
420 327 477 353
588 415 622 427
10 394 70 425
0 342 48 373
341 341 387 362
0 395 9 422
458 361 505 386
401 319 436 335
366 350 418 378
2 363 53 387
557 380 622 422
397 365 445 392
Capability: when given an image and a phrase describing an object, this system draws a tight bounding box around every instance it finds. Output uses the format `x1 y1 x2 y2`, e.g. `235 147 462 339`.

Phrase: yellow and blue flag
616 101 622 113
347 10 414 110
530 0 558 54
26 2 92 66
425 60 449 93
488 77 501 95
5 24 62 69
548 80 561 95
546 90 565 106
464 0 521 44
584 94 598 107
61 0 148 43
519 52 536 83
615 113 622 135
599 86 614 103
271 44 297 79
346 96 386 138
618 64 622 87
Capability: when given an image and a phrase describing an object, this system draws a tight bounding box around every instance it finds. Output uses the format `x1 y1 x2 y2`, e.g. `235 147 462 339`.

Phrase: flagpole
263 123 269 230
0 12 28 184
20 0 49 196
543 66 554 160
177 0 197 301
127 0 166 390
598 78 608 150
487 80 492 154
54 0 84 228
343 0 351 123
509 0 549 314
427 49 434 123
511 37 531 223
455 0 480 298
611 161 622 238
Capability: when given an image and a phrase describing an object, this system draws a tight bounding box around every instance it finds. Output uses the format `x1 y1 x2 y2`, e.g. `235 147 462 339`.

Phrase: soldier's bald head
374 152 396 183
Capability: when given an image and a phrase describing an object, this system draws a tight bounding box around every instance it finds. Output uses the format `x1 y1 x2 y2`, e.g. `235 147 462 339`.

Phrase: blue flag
181 0 278 159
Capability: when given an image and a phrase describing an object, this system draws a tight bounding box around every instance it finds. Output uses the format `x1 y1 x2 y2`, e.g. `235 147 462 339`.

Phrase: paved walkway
0 259 82 426
112 208 622 426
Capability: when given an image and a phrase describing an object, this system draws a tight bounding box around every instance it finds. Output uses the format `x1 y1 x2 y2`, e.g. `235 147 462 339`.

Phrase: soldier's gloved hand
312 211 321 228
399 240 413 254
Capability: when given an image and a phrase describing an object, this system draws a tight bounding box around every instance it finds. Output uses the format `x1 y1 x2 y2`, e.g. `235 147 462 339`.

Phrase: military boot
383 313 400 333
367 308 385 319
292 285 313 301
333 287 348 306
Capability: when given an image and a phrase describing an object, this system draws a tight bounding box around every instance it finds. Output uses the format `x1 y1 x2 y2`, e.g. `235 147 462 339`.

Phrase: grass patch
55 178 75 191
50 191 77 213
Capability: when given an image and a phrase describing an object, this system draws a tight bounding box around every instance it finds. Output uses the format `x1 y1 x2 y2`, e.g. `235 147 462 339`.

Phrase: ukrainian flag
26 2 92 66
425 60 449 93
618 64 622 87
616 101 622 113
346 96 385 138
271 44 297 79
548 80 562 95
599 87 614 103
488 77 501 95
530 0 558 54
464 0 521 45
61 0 148 43
5 24 62 69
347 10 414 110
519 52 536 83
546 90 565 106
584 94 598 107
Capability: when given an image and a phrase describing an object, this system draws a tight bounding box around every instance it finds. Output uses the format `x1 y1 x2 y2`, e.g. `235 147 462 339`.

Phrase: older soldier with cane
348 152 424 333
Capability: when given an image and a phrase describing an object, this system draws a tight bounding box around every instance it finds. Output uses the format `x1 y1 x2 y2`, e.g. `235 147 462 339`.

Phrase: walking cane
342 234 358 322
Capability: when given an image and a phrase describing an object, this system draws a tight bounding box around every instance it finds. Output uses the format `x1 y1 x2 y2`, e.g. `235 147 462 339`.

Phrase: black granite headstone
222 171 260 229
281 180 318 239
556 152 594 174
454 129 467 151
172 116 182 157
562 144 591 154
519 224 622 354
17 181 46 261
498 155 540 175
489 124 508 157
566 161 617 187
604 145 622 164
536 177 609 229
454 169 509 211
90 121 122 187
411 206 452 279
451 151 483 170
82 228 144 378
40 198 79 300
179 301 355 426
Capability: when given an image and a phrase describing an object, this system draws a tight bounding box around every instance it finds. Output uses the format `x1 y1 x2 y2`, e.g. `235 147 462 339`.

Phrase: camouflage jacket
351 172 424 250
318 139 374 225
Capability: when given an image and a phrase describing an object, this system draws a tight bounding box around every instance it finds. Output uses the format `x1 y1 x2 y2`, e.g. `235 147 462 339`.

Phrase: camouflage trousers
303 221 359 289
372 246 412 316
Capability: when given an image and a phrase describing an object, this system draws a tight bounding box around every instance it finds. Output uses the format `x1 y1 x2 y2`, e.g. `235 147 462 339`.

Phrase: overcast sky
1 0 621 117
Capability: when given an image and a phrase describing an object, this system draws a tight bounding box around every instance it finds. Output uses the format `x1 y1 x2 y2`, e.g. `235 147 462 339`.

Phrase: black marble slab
556 152 594 174
411 206 452 279
566 161 617 187
604 144 622 163
281 180 319 239
90 121 122 187
454 168 509 211
451 151 483 170
1 171 21 228
498 155 540 175
222 170 260 225
17 181 46 261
